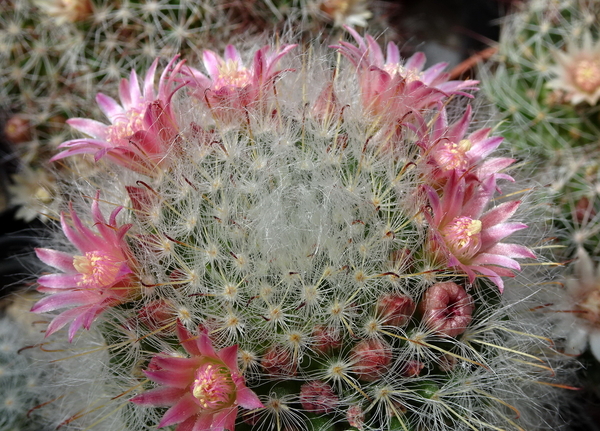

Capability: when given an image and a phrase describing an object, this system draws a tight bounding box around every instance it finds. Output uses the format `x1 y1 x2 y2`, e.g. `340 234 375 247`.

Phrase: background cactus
13 29 579 430
480 1 600 427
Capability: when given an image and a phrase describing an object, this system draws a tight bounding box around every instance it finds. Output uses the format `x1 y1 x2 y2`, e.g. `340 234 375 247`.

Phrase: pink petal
190 415 214 431
61 211 100 254
35 248 76 272
404 52 426 72
197 331 218 358
131 386 186 407
128 70 143 107
217 344 238 370
421 62 448 84
119 78 133 110
143 58 159 100
144 368 194 389
477 158 515 180
484 243 535 259
158 393 200 427
236 386 264 409
211 407 237 431
68 308 95 341
174 416 197 431
203 50 221 80
96 93 125 119
67 118 109 139
468 136 504 161
31 290 97 313
44 307 84 337
37 273 81 289
480 222 528 246
447 105 471 142
469 265 505 292
436 79 479 95
224 45 242 64
386 41 400 65
177 322 202 356
480 200 521 229
365 34 384 66
152 355 202 371
462 176 496 219
471 253 521 271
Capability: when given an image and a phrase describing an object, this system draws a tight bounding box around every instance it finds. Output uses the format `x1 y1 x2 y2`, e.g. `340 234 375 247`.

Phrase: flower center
73 251 125 288
442 216 482 256
434 139 472 170
383 64 422 83
106 107 146 145
213 59 252 90
191 362 235 410
573 58 600 94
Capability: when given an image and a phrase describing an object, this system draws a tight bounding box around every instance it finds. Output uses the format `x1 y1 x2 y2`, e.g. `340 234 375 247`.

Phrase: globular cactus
22 29 577 431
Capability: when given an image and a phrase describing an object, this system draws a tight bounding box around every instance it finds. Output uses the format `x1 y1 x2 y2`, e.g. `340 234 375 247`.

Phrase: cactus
1 0 387 222
481 1 600 412
19 29 578 430
480 0 600 156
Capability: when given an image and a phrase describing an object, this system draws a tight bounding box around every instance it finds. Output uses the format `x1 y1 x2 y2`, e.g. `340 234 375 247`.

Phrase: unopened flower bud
347 404 365 429
4 114 31 143
376 293 415 327
137 299 174 333
312 324 342 353
400 359 425 377
261 345 297 376
419 282 474 337
299 380 339 414
350 338 392 382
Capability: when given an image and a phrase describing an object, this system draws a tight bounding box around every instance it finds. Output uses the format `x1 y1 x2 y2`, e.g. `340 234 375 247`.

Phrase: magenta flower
32 194 137 341
418 106 515 184
52 56 186 173
425 173 536 292
183 44 296 122
131 322 263 431
333 27 478 120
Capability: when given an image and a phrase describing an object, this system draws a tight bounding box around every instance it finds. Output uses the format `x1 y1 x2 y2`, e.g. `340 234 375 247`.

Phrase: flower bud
400 360 425 377
350 338 392 382
376 293 415 327
261 345 298 377
299 380 339 414
137 299 174 334
4 114 31 144
346 404 365 429
312 324 342 353
419 282 474 337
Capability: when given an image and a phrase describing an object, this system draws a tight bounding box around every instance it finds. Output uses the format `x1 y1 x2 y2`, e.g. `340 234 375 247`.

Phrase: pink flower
333 27 478 120
425 173 535 292
131 322 263 431
52 56 186 174
31 193 137 341
183 44 296 123
418 106 515 184
547 31 600 105
419 282 474 337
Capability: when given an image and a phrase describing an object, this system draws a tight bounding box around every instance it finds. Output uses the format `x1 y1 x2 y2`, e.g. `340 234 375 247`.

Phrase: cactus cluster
16 27 579 431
